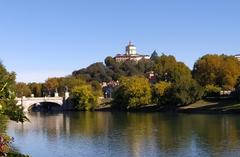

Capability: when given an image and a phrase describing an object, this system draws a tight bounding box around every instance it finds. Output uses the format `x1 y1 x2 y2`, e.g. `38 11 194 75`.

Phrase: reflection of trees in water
7 113 240 156
68 112 112 136
152 114 240 156
190 115 240 156
109 113 240 156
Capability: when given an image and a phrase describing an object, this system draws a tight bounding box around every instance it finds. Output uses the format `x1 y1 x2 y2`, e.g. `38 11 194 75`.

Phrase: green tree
15 82 31 97
153 54 180 82
204 84 221 97
167 79 203 106
113 76 152 109
193 54 240 90
153 54 203 107
0 62 28 156
28 82 43 97
73 62 112 82
72 84 98 111
44 77 59 96
104 56 116 67
74 56 154 82
58 76 86 95
0 63 27 122
152 81 171 105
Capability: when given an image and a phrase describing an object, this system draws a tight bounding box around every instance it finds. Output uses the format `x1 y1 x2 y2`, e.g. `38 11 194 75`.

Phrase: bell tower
125 42 137 55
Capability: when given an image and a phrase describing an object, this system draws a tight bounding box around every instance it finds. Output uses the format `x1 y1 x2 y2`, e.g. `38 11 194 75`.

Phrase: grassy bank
96 97 240 114
179 98 240 114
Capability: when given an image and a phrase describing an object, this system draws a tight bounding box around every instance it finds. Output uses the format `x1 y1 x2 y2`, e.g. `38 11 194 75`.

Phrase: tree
167 79 203 106
28 82 43 97
15 83 31 97
44 77 59 96
153 54 203 107
104 56 116 67
119 60 139 76
193 54 240 90
153 54 180 82
0 63 27 122
73 56 154 82
0 62 28 156
113 76 152 109
152 81 171 105
90 80 103 97
58 76 86 95
72 85 98 111
73 62 112 82
204 84 221 97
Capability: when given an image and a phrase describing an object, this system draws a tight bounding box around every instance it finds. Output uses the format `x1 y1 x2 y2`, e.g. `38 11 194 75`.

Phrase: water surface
7 112 240 157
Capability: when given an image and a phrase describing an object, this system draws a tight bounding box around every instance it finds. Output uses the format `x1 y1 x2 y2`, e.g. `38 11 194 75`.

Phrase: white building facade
235 54 240 61
114 42 150 62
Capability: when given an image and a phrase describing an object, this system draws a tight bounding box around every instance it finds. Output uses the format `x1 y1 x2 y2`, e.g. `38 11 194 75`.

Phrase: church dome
125 42 137 55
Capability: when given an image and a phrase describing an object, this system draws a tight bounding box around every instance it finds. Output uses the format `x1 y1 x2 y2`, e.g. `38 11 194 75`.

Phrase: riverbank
179 98 240 114
96 98 240 114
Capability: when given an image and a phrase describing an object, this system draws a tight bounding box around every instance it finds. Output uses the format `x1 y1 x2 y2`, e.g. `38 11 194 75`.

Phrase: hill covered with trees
15 52 240 111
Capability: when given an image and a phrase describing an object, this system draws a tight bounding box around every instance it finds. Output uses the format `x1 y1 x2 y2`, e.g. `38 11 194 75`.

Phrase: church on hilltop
114 42 150 62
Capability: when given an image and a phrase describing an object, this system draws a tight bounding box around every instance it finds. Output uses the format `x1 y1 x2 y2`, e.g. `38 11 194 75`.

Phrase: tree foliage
15 83 31 97
0 62 28 156
72 57 154 82
152 81 171 105
204 84 221 97
153 54 203 106
113 76 152 109
167 79 203 106
72 85 99 111
44 77 59 96
28 82 43 97
193 54 240 90
0 63 27 123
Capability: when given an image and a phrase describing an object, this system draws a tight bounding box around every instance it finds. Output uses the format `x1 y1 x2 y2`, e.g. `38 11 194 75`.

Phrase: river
7 112 240 157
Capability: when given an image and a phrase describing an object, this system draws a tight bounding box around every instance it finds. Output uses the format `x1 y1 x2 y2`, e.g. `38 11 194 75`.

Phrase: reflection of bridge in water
16 92 71 112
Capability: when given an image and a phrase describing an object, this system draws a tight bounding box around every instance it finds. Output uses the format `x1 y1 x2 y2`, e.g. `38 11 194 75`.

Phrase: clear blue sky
1 0 240 83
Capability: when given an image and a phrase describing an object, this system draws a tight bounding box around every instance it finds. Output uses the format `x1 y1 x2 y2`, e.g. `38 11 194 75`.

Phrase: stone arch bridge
16 97 65 112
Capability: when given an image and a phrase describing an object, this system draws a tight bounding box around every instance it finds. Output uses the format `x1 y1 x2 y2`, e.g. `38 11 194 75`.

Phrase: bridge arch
28 102 63 112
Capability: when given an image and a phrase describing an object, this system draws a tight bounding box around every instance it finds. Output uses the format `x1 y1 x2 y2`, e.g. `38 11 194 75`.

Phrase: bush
152 81 171 105
204 84 221 97
72 85 98 111
113 76 152 109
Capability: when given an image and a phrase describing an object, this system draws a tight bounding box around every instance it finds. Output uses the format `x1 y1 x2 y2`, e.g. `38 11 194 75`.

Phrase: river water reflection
7 112 240 157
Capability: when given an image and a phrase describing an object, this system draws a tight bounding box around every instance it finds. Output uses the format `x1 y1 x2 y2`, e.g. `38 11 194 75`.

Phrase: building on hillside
101 80 119 98
146 71 157 84
235 54 240 61
114 42 150 62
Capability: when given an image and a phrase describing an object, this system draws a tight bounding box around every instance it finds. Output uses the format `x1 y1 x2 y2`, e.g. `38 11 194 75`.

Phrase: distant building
146 71 157 84
114 42 150 62
101 80 119 98
235 54 240 61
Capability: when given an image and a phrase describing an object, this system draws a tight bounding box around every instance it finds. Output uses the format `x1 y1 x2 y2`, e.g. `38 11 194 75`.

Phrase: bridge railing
16 96 63 99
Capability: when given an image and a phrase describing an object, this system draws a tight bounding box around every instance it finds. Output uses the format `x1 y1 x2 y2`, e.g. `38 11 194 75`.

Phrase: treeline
112 55 203 110
72 53 240 110
16 52 240 111
72 55 155 82
16 76 103 111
